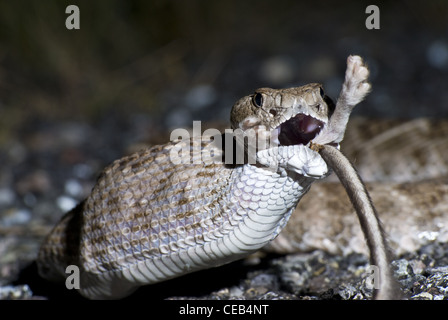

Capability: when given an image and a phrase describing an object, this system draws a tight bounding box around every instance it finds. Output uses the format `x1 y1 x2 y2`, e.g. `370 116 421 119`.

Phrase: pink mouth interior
277 114 324 146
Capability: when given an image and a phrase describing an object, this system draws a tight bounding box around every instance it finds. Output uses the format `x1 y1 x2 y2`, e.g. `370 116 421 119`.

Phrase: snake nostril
270 109 277 117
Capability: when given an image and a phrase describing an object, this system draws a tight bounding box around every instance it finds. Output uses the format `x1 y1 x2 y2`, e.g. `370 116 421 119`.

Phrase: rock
411 292 433 300
427 40 448 69
0 208 31 227
336 284 358 300
56 196 77 212
0 188 15 206
248 273 279 292
0 284 33 300
392 259 414 280
64 179 84 198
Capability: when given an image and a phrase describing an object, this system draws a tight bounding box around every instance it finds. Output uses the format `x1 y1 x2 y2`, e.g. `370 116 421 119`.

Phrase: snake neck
224 164 315 249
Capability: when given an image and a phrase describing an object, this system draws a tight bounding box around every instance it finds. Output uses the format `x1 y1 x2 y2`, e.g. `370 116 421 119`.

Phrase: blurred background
0 0 447 297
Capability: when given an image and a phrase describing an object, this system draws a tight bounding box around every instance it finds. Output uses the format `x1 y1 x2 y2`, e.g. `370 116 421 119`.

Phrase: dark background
1 1 447 131
0 0 447 296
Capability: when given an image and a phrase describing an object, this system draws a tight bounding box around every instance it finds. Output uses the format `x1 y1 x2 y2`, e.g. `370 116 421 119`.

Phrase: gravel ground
1 117 447 301
3 242 448 300
0 0 447 300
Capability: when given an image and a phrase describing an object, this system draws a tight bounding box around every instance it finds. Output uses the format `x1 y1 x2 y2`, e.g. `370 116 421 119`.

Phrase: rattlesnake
36 55 447 300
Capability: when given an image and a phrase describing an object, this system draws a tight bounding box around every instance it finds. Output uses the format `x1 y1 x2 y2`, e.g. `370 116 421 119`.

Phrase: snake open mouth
275 114 324 146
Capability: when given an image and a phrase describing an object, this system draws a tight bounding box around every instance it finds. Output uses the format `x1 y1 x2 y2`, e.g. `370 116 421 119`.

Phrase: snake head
230 83 335 151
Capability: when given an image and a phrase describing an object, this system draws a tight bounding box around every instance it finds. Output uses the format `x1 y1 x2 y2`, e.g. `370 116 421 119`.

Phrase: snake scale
37 56 397 299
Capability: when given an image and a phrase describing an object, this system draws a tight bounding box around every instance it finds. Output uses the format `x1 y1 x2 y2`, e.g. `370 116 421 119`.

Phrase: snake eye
252 93 263 108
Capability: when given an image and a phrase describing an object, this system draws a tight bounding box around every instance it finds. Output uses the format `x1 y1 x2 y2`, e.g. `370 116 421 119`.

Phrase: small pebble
56 196 77 212
0 284 33 300
23 193 37 207
229 286 244 298
337 284 357 300
0 188 15 206
249 273 278 291
73 163 94 179
411 291 433 300
0 208 31 227
427 40 448 69
64 179 83 197
391 259 414 279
